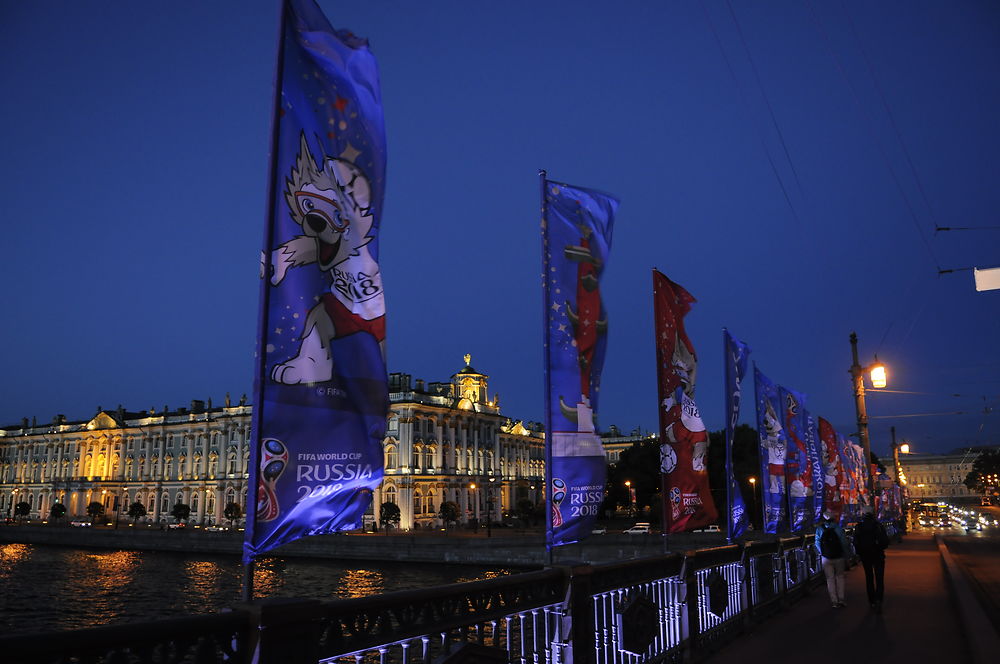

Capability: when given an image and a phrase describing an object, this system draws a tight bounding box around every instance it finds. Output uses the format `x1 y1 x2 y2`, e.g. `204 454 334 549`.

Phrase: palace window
383 485 397 504
414 489 423 514
385 445 398 470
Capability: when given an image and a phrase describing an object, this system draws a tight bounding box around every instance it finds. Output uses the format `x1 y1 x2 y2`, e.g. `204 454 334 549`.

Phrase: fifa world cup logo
551 477 567 528
257 438 288 521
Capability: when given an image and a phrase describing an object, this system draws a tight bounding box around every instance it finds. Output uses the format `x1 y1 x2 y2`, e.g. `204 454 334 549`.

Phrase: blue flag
723 329 750 539
804 411 825 526
753 367 788 533
778 386 812 532
542 177 617 548
245 0 388 561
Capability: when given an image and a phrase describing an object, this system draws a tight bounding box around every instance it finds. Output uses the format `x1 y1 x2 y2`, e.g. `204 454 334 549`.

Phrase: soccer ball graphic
661 444 677 474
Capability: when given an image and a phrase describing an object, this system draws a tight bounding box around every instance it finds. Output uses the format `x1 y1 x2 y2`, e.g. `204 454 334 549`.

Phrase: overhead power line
936 226 1000 232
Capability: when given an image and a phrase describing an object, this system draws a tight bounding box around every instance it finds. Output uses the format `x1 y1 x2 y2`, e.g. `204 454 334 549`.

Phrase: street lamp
748 477 759 524
469 482 478 532
849 332 886 501
625 480 634 515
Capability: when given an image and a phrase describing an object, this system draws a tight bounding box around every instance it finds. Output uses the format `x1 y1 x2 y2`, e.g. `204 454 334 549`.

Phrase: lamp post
487 476 496 538
625 480 634 516
849 332 886 502
748 477 759 526
469 482 479 533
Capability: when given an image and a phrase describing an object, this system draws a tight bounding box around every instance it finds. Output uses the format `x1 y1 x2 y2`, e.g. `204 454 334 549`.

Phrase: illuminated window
414 489 423 514
384 485 397 504
385 445 398 470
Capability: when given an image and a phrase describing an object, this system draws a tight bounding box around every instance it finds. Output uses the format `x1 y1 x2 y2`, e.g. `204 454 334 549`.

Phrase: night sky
1 1 997 458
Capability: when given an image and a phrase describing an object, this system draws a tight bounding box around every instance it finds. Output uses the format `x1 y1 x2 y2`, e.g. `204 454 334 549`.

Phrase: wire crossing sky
1 1 998 456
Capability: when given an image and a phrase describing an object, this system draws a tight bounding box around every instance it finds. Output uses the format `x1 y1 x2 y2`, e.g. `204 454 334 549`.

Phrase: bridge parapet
2 535 829 664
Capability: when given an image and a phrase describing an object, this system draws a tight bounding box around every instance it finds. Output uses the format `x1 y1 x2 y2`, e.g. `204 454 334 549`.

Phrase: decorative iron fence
2 535 831 664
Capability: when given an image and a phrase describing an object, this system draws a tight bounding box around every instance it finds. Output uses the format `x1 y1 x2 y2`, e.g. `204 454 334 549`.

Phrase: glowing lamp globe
870 364 887 389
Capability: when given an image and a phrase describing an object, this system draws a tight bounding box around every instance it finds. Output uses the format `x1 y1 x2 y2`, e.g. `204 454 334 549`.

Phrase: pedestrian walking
853 505 889 612
815 510 849 608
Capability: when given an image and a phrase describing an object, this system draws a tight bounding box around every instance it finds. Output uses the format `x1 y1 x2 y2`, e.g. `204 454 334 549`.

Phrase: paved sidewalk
707 533 970 663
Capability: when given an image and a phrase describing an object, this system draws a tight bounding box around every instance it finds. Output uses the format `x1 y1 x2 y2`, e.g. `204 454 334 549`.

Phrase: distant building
378 355 545 530
0 356 546 531
0 399 253 525
893 446 998 502
599 425 657 464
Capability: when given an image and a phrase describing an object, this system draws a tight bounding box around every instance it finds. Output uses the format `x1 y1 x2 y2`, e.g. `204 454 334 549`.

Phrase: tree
707 424 761 528
438 501 459 528
606 438 661 513
86 501 105 521
964 449 1000 493
127 501 147 524
223 502 243 527
379 501 400 534
49 502 67 522
170 502 191 523
514 499 534 526
14 501 31 521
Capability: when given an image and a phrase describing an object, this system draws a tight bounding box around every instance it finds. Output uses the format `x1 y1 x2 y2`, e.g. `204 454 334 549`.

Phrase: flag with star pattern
246 0 388 563
542 177 618 549
655 271 718 533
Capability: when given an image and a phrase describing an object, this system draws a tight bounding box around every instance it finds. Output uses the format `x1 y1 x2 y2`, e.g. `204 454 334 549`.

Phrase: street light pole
849 332 877 502
487 477 495 538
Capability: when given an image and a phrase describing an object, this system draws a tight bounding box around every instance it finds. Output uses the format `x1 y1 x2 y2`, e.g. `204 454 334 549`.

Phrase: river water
0 543 516 635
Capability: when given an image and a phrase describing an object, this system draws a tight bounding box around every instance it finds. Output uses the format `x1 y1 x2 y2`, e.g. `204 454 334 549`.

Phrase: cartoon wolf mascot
265 133 385 385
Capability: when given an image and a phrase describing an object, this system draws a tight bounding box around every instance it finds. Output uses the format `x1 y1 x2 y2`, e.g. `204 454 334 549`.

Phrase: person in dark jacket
815 511 850 608
853 506 889 612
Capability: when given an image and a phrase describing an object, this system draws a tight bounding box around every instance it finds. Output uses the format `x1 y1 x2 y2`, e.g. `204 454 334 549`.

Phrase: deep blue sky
2 1 997 458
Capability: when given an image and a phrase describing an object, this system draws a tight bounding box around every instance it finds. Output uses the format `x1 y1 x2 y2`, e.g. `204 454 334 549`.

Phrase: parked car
624 523 651 535
167 522 186 529
591 526 607 535
69 520 91 527
204 525 227 532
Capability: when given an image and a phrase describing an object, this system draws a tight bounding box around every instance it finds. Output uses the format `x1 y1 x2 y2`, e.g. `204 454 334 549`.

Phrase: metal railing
1 536 827 664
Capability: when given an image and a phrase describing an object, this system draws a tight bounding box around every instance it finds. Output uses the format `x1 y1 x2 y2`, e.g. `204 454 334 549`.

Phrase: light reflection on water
0 544 518 635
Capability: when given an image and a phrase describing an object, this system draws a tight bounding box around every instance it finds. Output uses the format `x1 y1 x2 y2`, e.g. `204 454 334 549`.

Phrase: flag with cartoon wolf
542 176 617 549
778 386 813 532
655 271 718 533
754 367 788 533
246 0 388 561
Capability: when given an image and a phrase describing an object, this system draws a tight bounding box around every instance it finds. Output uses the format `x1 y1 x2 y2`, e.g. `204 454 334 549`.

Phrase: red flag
818 417 844 521
654 270 717 533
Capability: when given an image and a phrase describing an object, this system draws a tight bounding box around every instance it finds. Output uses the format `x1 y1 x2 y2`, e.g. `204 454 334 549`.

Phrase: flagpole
242 0 290 604
539 169 555 567
724 329 733 544
652 269 669 546
751 362 765 533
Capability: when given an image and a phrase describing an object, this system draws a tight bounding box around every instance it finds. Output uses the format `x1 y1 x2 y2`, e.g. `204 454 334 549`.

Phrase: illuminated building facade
0 356 546 530
0 398 253 525
377 356 546 530
893 447 998 502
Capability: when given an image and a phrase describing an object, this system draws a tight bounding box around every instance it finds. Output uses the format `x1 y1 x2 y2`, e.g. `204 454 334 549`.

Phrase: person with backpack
815 510 850 608
852 505 889 612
